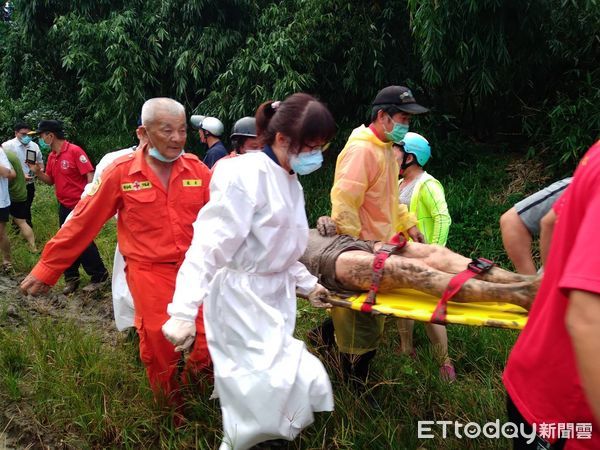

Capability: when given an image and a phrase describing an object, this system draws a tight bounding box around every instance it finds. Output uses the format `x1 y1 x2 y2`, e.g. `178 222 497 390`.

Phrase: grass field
0 142 548 449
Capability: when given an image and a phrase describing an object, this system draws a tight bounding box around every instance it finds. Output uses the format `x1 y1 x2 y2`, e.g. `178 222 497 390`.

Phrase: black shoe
251 439 289 449
307 318 335 348
340 350 376 386
62 280 80 295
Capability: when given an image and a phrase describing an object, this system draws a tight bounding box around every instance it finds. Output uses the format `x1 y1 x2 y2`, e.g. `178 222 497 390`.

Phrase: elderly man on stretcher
302 217 539 312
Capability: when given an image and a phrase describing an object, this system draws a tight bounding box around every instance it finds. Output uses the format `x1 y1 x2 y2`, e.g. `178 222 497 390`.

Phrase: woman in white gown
163 93 337 449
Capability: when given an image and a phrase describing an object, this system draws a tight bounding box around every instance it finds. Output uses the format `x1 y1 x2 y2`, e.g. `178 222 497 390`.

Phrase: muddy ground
0 272 120 449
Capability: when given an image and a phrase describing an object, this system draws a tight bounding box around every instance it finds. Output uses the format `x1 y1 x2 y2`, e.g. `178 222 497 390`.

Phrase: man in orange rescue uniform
20 97 212 403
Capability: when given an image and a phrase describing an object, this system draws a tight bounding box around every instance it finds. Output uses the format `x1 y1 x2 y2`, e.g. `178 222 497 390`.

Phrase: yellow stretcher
329 288 528 330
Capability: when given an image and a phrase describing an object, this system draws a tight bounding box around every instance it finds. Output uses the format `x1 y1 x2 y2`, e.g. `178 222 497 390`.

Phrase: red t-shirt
45 141 94 208
504 141 600 449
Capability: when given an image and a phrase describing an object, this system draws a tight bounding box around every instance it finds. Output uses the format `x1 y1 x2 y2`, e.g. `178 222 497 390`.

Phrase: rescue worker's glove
308 283 332 308
317 216 337 237
162 317 196 352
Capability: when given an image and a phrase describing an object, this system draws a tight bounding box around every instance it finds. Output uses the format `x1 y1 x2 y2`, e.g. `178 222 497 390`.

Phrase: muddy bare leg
424 323 451 365
396 318 415 355
396 319 451 365
14 218 36 251
335 251 538 309
0 222 10 264
399 243 535 284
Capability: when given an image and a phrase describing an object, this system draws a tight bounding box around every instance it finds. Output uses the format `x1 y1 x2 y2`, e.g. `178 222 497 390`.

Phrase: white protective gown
66 146 137 331
92 147 137 331
169 152 334 450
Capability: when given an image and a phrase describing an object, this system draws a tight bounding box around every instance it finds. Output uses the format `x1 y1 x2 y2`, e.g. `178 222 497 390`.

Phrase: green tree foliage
408 0 600 163
0 0 597 164
1 0 257 136
0 0 422 140
200 0 420 131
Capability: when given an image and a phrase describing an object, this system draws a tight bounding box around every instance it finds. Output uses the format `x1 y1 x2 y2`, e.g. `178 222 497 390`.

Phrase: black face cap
29 119 64 135
371 86 429 114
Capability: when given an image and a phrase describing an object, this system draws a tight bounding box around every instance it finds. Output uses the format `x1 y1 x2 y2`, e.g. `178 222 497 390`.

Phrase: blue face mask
384 115 409 143
148 147 184 163
38 137 50 152
289 149 323 175
20 135 32 145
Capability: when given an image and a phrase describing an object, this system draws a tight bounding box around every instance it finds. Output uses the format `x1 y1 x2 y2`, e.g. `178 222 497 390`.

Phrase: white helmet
191 115 224 137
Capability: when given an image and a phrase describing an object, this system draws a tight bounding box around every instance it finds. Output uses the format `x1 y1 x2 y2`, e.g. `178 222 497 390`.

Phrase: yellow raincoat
331 125 416 241
330 125 416 355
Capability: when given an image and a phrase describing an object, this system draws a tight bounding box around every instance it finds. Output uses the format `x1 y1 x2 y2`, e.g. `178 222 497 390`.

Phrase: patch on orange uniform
122 180 152 191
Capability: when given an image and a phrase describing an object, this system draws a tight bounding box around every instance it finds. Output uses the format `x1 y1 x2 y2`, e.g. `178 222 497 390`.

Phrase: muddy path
0 272 121 449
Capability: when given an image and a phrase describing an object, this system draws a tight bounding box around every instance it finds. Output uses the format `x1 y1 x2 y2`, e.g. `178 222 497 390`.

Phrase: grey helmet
230 117 257 140
190 115 206 130
190 115 224 137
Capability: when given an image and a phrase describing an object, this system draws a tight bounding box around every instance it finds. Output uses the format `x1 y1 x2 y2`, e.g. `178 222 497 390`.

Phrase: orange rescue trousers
125 259 211 403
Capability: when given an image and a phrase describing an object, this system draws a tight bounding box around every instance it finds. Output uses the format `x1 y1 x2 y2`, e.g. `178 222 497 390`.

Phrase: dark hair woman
163 93 336 448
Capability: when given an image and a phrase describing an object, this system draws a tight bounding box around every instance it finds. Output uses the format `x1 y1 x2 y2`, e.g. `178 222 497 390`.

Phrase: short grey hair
141 98 185 126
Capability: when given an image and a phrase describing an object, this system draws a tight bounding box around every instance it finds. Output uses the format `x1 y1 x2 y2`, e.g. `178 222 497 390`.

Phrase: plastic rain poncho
331 125 416 241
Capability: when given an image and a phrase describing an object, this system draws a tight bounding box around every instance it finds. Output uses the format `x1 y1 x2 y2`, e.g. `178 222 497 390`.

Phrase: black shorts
0 206 9 223
9 200 28 220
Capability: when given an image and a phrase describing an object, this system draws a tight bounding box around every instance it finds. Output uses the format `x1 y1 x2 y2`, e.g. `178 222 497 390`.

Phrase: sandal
439 363 457 382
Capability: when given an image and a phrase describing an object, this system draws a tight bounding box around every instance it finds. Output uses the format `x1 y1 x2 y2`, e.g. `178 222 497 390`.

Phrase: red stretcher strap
361 233 407 313
430 258 495 324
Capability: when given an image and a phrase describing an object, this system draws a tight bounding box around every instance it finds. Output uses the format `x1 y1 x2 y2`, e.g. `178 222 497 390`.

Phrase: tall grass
0 313 517 449
0 143 542 448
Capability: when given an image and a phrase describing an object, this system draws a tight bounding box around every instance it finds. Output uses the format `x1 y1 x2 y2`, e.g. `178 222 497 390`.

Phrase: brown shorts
318 235 375 295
